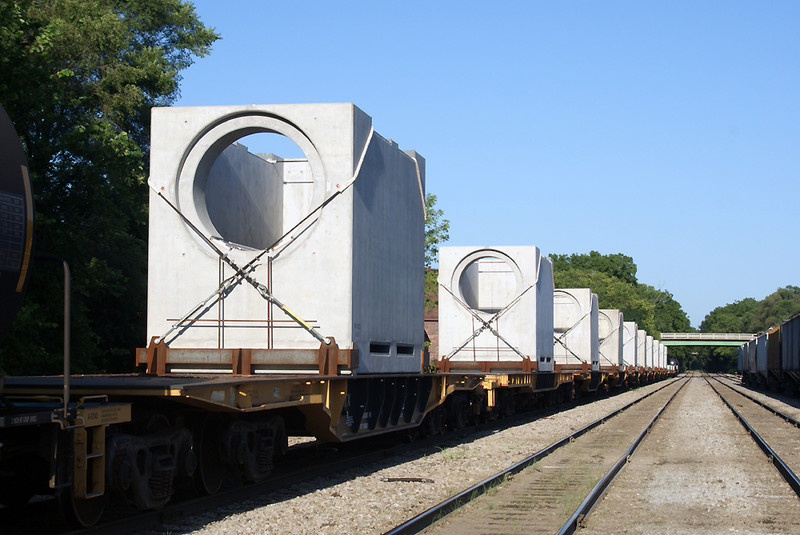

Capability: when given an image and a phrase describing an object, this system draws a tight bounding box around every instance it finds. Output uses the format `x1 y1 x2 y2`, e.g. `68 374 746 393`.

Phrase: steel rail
556 377 689 535
59 386 623 535
382 376 686 535
704 375 800 498
709 375 800 428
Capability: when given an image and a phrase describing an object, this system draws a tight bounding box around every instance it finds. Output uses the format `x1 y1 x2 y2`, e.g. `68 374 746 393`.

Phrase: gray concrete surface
146 103 425 374
553 288 599 370
622 321 639 368
599 309 623 368
437 246 554 369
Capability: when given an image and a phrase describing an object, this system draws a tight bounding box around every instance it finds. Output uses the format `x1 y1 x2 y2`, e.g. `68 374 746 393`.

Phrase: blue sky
176 1 799 328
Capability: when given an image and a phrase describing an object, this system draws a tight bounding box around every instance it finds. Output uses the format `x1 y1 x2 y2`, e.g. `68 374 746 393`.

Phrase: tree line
685 286 800 372
2 2 798 376
0 0 218 375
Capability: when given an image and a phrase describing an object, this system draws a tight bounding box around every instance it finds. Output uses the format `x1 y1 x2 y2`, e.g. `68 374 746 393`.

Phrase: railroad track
704 374 800 497
2 384 629 534
0 437 407 535
385 376 687 535
576 374 800 533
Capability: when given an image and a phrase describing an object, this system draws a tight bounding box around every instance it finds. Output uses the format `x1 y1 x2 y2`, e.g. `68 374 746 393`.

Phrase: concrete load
145 103 426 374
622 321 638 368
637 329 647 370
437 246 554 372
646 335 655 369
553 288 599 371
598 309 623 369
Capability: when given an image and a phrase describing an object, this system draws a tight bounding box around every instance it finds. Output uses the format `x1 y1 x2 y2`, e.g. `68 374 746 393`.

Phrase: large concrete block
622 321 638 367
147 103 426 374
438 246 554 371
553 288 599 371
598 309 623 368
637 329 647 370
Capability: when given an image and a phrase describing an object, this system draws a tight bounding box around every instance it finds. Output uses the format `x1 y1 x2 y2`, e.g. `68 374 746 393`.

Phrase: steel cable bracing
598 349 616 366
597 333 616 366
149 126 380 346
149 185 329 345
441 255 543 361
554 310 592 363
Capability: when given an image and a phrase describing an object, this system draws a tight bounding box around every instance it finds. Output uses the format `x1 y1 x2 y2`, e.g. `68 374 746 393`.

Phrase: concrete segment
637 329 647 370
598 309 623 368
146 103 425 374
437 246 554 370
553 288 599 370
622 321 638 367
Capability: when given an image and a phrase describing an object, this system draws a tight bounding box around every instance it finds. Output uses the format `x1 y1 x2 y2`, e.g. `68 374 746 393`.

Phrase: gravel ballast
159 380 673 534
582 376 800 534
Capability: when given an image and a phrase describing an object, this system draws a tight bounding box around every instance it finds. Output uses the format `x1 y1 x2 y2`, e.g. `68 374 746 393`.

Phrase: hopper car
739 313 800 394
0 103 675 527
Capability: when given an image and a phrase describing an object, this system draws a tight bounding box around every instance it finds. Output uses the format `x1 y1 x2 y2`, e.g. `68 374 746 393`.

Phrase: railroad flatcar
0 103 674 527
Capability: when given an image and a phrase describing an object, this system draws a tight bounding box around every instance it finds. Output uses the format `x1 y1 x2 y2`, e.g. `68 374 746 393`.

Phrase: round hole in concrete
204 132 312 250
458 256 520 314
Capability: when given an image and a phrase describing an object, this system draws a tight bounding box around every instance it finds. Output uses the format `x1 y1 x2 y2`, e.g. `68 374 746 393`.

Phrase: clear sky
175 1 799 328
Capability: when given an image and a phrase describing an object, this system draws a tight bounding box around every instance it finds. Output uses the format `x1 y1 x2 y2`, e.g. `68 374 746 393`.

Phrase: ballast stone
147 103 425 374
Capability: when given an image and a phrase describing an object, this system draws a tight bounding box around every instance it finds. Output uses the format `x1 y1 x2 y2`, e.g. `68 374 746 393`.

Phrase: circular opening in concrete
553 290 581 332
176 111 326 255
458 256 520 314
204 132 310 250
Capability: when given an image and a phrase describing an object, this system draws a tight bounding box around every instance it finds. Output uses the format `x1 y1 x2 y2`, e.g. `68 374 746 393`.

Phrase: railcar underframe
0 341 670 527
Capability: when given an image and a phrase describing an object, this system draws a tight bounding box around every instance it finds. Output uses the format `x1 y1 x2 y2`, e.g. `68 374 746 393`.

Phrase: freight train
739 313 800 394
0 103 675 527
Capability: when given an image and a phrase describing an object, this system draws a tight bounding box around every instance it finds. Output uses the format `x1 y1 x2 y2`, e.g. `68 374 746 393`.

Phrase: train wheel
58 490 105 528
194 415 224 495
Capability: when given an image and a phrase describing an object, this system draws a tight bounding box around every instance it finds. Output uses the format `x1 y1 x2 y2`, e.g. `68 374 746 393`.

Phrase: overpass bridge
660 332 755 347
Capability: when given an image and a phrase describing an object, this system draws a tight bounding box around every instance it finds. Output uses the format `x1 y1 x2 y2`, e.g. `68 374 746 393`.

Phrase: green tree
424 193 449 311
550 251 692 341
554 267 657 334
700 287 800 335
691 286 800 373
550 251 638 285
0 0 218 375
700 298 758 333
638 285 692 333
424 193 450 268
